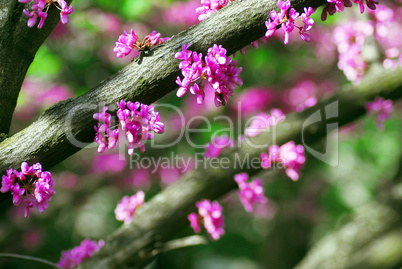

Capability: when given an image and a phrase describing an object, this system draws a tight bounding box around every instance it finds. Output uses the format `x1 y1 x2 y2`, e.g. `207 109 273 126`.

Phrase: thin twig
0 253 64 269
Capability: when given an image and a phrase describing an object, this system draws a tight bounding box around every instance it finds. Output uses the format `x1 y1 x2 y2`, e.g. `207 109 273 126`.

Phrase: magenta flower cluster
114 191 145 224
321 0 378 21
1 162 55 218
234 173 268 213
245 109 285 138
260 141 306 181
265 0 315 44
366 97 393 130
369 5 402 70
196 0 235 21
188 199 224 240
204 134 234 158
18 0 73 29
113 29 170 58
57 239 104 268
175 43 243 107
93 100 165 155
333 21 374 83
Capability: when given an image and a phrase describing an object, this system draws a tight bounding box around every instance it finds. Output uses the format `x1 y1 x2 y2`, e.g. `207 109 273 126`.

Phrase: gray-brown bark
294 201 402 269
0 0 72 135
78 67 402 269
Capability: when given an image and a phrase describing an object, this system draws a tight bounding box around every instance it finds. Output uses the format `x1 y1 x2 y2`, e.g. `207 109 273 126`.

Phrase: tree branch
294 202 402 269
78 67 402 269
0 0 72 135
0 0 326 204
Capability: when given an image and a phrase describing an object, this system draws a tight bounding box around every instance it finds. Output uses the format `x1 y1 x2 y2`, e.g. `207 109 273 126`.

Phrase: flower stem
0 253 64 268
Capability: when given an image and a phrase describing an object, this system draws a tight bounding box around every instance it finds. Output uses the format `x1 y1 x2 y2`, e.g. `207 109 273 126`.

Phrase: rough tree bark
78 68 402 269
0 0 72 135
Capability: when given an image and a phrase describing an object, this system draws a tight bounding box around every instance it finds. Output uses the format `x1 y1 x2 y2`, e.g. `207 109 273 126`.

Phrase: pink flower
19 0 73 28
260 141 306 181
284 80 318 112
234 173 268 213
113 29 169 58
175 43 242 107
59 0 73 24
115 191 145 224
188 213 201 233
196 0 235 21
366 97 393 130
57 239 104 268
333 20 374 83
93 101 165 155
188 200 224 240
245 109 285 138
0 162 56 218
265 0 315 44
204 134 234 158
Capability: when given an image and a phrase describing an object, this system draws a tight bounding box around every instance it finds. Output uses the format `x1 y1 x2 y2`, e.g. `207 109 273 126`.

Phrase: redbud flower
204 134 234 158
265 0 315 44
113 29 169 58
196 0 235 21
285 80 318 112
1 162 56 218
333 20 374 83
93 101 165 155
366 97 393 130
175 43 242 107
188 213 201 233
260 141 306 181
188 200 225 240
115 191 145 224
19 0 73 29
57 239 104 268
245 109 285 138
234 173 268 213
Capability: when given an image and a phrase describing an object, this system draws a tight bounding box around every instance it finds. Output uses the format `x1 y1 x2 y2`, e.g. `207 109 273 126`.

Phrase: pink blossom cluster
369 5 402 70
265 0 315 44
175 43 243 107
57 239 104 268
19 0 73 29
204 134 234 158
1 162 55 218
93 100 165 155
245 109 285 138
114 191 145 224
333 20 374 83
188 199 224 240
196 0 235 21
366 97 393 130
284 80 318 112
321 0 378 21
260 141 306 181
234 173 268 213
113 29 170 58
